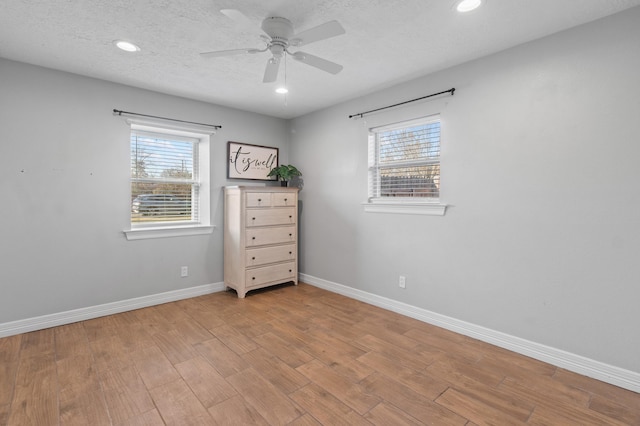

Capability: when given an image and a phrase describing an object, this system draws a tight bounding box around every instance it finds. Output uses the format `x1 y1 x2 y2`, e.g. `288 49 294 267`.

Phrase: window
366 115 446 215
131 130 198 223
124 121 213 240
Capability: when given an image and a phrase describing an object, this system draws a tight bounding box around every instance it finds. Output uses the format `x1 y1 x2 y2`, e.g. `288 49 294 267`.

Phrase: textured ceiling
2 0 640 119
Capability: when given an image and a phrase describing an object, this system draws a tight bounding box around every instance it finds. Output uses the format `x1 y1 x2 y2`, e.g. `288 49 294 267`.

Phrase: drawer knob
258 198 262 202
284 198 288 201
289 233 292 237
289 215 292 219
289 269 292 273
252 237 256 240
252 277 255 280
252 217 256 220
252 257 255 260
289 251 292 255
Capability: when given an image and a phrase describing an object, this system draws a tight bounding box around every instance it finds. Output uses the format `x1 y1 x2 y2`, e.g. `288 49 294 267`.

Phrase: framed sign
227 141 279 180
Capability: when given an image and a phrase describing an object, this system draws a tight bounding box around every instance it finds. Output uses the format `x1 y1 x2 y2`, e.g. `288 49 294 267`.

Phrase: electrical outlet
181 266 188 278
399 275 406 289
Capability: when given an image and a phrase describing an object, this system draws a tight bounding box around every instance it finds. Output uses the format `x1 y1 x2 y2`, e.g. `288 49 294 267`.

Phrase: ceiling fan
200 9 346 83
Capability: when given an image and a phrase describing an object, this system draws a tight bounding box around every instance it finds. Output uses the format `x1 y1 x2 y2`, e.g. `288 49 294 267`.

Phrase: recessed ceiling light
115 40 140 52
457 0 482 12
275 87 289 94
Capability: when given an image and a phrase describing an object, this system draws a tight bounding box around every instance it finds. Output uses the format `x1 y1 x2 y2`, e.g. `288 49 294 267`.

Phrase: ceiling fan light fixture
456 0 482 12
115 40 140 52
275 87 289 94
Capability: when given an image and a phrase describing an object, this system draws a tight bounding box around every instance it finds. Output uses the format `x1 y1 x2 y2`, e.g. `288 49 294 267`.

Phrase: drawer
272 192 296 207
246 207 295 227
246 262 296 288
246 244 296 267
246 226 296 247
246 192 271 207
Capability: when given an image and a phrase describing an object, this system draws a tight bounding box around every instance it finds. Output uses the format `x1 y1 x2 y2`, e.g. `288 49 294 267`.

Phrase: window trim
364 114 447 215
362 201 447 216
123 116 214 240
124 225 214 240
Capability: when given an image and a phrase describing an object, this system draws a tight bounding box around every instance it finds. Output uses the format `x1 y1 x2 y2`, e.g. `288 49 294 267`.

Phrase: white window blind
368 115 441 201
130 130 199 225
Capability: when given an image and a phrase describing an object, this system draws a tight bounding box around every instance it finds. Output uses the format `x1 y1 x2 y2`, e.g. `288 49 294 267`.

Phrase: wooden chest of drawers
223 186 299 298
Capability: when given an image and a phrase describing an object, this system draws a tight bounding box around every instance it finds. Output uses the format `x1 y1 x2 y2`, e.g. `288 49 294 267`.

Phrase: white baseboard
300 273 640 394
0 282 225 338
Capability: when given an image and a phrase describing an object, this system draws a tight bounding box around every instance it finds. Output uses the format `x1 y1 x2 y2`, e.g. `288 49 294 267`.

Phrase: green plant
267 164 302 181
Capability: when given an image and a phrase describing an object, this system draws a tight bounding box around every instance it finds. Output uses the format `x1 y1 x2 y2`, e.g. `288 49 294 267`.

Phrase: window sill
124 225 214 240
362 201 447 216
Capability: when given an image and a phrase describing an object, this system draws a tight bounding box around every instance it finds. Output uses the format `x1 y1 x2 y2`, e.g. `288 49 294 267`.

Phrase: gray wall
0 58 289 323
290 8 640 374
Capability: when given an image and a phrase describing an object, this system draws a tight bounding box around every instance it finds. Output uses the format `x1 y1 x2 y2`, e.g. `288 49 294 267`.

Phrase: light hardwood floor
1 283 638 425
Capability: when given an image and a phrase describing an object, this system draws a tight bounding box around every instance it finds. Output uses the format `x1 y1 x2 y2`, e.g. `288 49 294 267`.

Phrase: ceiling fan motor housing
261 17 294 40
262 17 294 59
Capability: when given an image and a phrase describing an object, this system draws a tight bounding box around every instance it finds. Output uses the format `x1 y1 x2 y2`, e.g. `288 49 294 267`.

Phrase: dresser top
225 185 299 193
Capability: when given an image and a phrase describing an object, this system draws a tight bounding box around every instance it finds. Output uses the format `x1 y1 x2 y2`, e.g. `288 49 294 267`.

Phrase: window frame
364 114 447 216
123 118 214 240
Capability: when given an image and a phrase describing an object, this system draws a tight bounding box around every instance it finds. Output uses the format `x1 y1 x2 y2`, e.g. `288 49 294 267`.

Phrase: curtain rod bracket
112 109 222 129
348 87 455 119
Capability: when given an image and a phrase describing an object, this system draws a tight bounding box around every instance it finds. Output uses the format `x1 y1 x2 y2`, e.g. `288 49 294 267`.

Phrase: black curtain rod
113 109 222 129
348 88 455 119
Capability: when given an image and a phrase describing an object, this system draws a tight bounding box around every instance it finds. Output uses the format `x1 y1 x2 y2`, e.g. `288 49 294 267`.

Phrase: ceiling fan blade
263 57 281 83
291 20 345 47
200 48 261 58
291 51 343 74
